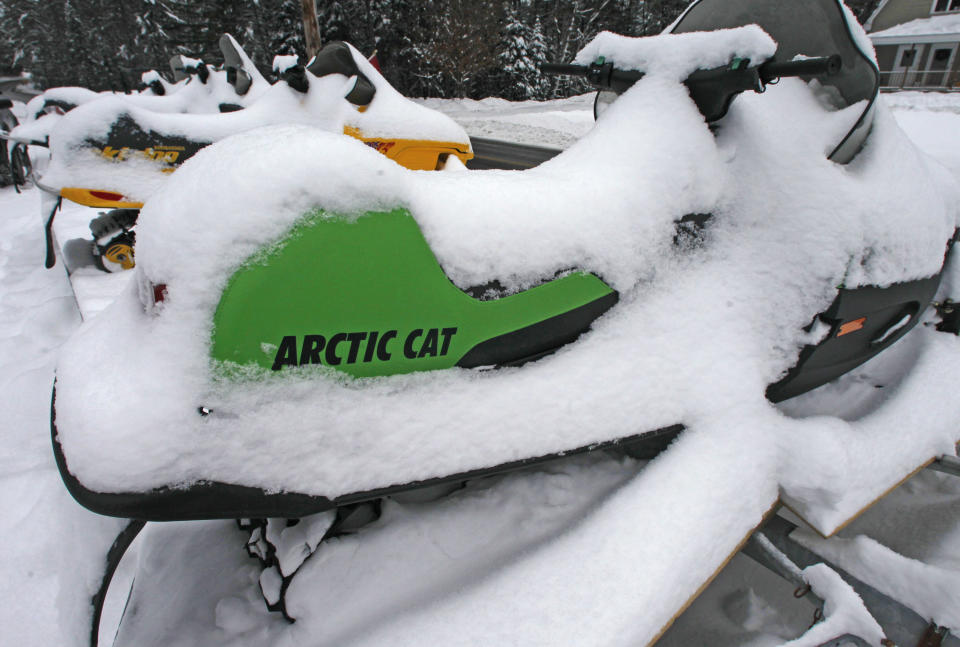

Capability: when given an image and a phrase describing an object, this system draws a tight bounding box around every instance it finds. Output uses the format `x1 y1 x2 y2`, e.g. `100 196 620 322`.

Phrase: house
867 0 960 89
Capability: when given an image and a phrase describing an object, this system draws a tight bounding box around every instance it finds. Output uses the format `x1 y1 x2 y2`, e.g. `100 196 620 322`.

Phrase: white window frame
931 0 960 15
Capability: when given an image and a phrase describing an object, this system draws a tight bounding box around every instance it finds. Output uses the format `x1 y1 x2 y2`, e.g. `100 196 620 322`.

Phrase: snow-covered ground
2 89 960 647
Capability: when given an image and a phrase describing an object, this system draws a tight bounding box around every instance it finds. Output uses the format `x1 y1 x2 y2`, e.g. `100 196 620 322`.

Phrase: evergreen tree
499 5 549 100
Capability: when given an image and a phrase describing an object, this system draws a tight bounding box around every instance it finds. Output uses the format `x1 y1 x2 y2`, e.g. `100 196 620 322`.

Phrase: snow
793 531 960 631
418 93 595 148
0 187 129 647
781 564 885 647
3 18 960 647
870 12 960 40
575 25 776 77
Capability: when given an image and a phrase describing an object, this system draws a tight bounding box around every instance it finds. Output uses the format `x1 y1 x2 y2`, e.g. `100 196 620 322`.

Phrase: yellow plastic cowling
343 126 474 171
59 188 143 209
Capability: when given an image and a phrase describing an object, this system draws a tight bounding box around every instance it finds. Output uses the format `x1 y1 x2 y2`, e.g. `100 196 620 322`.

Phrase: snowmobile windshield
672 0 878 162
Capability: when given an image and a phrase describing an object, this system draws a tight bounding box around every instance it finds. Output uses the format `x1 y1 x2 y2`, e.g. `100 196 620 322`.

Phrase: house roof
870 12 960 44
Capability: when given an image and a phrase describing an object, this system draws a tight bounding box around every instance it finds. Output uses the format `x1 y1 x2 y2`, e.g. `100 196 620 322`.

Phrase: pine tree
499 5 549 100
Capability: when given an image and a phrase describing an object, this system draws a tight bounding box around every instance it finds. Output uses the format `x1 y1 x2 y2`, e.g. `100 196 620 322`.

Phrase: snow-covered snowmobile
36 39 472 274
51 1 960 645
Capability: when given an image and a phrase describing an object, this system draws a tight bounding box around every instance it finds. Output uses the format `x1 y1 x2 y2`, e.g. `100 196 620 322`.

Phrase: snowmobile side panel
212 208 617 378
51 385 682 520
59 187 142 209
766 273 944 402
91 114 209 170
343 126 473 170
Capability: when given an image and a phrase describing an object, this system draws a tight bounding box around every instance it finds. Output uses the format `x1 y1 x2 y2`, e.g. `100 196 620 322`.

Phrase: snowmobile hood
53 23 960 523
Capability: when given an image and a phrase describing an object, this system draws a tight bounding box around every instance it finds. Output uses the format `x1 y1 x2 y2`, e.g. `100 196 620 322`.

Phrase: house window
900 49 916 66
933 0 960 13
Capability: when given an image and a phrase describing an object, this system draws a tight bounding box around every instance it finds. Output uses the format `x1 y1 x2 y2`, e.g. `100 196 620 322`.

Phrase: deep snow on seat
673 0 879 163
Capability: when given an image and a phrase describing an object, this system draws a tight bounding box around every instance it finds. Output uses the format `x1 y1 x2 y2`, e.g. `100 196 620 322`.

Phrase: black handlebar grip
760 55 842 82
541 63 589 76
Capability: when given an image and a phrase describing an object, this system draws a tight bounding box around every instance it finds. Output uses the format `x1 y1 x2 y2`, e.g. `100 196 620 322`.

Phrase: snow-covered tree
499 5 549 100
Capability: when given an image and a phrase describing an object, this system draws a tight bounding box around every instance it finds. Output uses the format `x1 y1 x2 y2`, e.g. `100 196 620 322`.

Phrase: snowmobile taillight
138 278 167 315
152 283 167 305
89 190 126 202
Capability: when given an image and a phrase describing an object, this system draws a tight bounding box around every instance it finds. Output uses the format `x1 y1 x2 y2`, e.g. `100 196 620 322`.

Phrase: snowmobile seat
306 41 376 106
672 0 879 164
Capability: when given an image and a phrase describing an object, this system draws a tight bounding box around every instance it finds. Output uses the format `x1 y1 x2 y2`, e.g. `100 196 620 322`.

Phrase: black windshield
673 0 878 162
673 0 876 109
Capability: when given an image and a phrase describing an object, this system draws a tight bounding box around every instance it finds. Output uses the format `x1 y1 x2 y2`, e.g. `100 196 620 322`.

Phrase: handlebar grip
759 55 842 82
541 63 589 76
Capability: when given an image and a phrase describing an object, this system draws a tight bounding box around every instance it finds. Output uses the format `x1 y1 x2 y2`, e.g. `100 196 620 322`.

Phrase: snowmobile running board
50 385 683 521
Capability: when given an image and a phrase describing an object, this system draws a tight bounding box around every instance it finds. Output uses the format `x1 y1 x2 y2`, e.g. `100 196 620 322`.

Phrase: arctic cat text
271 327 459 370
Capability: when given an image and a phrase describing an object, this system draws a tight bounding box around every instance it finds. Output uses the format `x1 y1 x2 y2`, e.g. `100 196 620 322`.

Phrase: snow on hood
55 25 960 529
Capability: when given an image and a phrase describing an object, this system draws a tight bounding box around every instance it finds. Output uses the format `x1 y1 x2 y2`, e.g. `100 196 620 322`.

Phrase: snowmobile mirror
225 66 253 96
344 75 376 107
593 90 617 120
308 41 377 106
282 65 310 94
169 55 188 82
147 79 165 96
169 55 209 83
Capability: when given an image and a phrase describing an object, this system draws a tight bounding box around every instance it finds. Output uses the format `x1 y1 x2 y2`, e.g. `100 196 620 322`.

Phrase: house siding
876 41 960 88
870 0 936 32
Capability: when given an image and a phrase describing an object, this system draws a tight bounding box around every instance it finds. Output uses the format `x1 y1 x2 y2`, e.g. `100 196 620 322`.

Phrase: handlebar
542 62 643 94
543 54 842 122
758 55 841 82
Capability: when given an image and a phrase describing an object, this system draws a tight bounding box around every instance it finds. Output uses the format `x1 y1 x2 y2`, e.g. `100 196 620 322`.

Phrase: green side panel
212 208 614 378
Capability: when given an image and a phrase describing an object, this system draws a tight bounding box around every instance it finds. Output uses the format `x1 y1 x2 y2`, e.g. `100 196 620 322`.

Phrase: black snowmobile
49 1 960 645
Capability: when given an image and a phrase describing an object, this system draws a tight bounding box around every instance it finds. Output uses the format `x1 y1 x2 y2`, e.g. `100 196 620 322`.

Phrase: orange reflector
837 317 866 337
89 190 126 202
